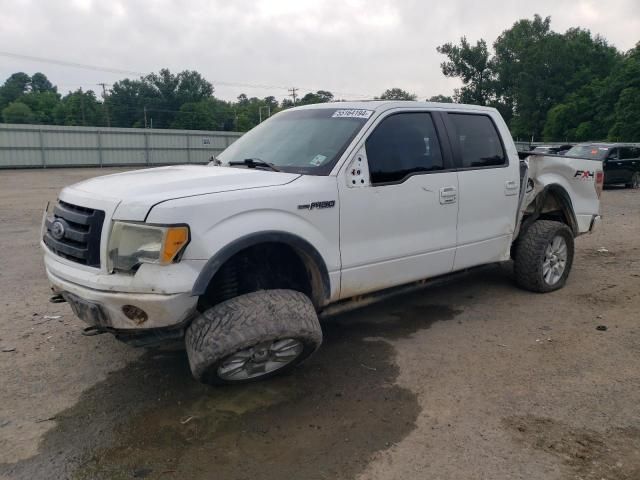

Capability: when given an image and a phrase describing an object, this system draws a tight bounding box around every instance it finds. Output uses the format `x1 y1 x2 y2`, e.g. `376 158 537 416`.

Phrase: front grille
44 200 105 267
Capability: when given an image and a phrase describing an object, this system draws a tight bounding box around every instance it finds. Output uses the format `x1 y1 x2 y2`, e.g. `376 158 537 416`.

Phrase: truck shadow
3 286 468 480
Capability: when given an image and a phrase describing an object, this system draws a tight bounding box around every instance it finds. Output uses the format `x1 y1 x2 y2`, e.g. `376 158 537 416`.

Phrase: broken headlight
108 222 189 272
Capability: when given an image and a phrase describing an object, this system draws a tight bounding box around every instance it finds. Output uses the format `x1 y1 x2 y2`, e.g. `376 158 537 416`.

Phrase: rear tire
513 220 574 293
186 289 322 385
625 172 640 189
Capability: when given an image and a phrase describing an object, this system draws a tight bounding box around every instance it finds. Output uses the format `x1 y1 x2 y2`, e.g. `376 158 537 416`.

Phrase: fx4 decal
298 200 336 210
574 170 595 181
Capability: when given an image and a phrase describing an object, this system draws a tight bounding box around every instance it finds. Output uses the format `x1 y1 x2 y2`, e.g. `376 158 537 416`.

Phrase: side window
607 148 618 160
619 147 634 159
448 114 506 168
365 113 444 185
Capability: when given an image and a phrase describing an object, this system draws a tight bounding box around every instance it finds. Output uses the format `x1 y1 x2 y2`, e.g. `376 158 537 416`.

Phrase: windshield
216 108 371 175
564 144 609 160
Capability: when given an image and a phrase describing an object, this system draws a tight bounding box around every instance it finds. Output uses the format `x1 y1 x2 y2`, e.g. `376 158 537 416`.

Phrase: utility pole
98 82 111 127
288 87 298 106
144 106 148 128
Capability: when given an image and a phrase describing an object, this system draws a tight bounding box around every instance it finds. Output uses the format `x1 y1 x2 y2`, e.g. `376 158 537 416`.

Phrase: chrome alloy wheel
542 235 568 286
217 338 304 381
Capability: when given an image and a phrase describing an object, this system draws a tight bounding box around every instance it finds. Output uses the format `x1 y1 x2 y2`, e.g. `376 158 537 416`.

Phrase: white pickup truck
42 101 603 384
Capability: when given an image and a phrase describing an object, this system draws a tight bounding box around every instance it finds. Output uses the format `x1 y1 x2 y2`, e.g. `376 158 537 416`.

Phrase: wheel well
197 242 325 312
520 186 578 238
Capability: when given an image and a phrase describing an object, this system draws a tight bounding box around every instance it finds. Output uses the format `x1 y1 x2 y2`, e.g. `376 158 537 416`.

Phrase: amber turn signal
161 226 189 263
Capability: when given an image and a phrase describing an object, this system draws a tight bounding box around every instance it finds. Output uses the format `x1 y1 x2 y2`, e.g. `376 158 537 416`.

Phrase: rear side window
448 114 506 168
365 113 444 184
620 147 639 159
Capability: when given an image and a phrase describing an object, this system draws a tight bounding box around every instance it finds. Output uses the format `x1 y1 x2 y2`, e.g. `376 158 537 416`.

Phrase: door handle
505 180 518 196
439 186 457 205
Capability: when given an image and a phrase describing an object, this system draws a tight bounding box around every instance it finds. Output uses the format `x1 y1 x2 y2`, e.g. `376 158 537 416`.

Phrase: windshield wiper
228 158 280 172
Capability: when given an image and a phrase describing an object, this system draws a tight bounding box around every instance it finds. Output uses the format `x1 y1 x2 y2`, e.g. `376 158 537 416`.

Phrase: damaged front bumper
43 246 200 331
47 269 197 330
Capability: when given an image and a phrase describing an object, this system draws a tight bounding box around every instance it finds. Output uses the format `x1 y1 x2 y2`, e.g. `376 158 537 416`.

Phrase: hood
66 165 300 221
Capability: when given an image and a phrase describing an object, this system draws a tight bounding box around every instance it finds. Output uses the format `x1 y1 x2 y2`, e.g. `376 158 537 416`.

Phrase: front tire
513 220 574 293
186 289 322 385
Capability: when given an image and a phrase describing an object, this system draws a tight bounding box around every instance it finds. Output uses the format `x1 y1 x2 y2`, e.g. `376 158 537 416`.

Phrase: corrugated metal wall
0 123 243 168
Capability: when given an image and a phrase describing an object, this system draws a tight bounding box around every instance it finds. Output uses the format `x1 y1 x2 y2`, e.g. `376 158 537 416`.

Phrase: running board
319 264 494 319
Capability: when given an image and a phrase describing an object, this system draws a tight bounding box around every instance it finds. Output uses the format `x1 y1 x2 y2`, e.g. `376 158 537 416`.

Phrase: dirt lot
0 168 639 480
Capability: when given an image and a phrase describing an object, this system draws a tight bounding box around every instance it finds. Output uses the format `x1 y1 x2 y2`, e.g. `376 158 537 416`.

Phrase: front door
338 111 459 298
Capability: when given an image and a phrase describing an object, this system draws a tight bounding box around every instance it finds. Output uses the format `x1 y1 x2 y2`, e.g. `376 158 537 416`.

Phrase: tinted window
448 114 506 168
565 145 611 160
620 147 638 159
365 113 444 184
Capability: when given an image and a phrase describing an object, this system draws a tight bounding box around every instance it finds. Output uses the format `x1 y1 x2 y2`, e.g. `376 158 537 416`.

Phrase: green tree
428 94 454 103
53 89 104 126
378 88 417 100
492 15 619 139
2 101 33 123
171 98 235 131
543 42 639 141
0 72 31 110
437 37 493 105
298 90 334 105
20 91 60 124
30 72 57 93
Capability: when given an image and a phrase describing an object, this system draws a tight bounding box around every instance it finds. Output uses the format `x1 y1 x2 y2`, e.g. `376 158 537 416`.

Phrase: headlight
108 222 190 272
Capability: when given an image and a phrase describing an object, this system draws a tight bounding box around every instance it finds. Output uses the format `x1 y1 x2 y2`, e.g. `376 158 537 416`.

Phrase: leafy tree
0 72 31 110
609 87 640 141
20 91 60 124
492 16 618 139
2 101 33 123
437 37 493 105
30 73 57 93
171 98 235 131
378 88 417 100
54 89 104 126
298 90 334 105
428 95 454 103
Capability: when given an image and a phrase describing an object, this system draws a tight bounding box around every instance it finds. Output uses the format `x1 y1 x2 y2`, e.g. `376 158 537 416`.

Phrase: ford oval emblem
51 220 65 240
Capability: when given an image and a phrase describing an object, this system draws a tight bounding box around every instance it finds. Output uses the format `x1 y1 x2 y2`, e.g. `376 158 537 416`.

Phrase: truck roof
293 100 498 114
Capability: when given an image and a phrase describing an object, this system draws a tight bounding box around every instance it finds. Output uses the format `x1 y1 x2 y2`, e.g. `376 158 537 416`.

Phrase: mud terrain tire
186 289 322 385
514 220 574 293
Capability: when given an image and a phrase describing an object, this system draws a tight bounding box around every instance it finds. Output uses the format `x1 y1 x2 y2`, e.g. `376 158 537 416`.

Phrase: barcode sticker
331 109 373 119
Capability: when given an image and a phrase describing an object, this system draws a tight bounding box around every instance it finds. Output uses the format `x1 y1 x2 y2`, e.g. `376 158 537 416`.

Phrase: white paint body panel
525 155 602 233
453 111 520 270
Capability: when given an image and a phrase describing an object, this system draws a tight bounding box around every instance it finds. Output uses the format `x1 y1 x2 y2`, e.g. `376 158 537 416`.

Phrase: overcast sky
1 0 638 102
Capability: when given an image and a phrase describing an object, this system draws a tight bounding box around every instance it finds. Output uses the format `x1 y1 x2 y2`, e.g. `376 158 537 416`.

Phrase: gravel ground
0 168 638 480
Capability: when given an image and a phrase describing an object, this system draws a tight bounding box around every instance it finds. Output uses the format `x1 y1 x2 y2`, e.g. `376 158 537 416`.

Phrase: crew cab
42 101 603 384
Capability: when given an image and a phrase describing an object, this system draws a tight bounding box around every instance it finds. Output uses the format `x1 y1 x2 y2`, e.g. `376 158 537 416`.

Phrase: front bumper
44 246 201 330
47 269 197 330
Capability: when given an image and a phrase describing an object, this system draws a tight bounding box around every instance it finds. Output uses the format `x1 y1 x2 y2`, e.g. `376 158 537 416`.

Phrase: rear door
619 146 640 184
604 147 625 183
442 112 520 270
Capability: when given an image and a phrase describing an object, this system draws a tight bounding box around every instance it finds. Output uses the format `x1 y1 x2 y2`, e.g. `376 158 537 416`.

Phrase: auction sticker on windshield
331 109 373 119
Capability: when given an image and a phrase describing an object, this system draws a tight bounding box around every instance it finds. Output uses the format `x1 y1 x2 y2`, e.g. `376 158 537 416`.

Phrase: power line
0 50 379 99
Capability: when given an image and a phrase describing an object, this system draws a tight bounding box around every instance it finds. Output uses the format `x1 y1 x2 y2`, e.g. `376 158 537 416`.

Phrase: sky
0 0 639 103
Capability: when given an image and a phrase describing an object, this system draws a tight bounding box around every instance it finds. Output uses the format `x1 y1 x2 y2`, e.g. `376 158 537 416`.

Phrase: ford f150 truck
42 101 603 384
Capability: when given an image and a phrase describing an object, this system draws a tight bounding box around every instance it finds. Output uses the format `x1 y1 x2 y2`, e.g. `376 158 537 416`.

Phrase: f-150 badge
298 201 336 210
